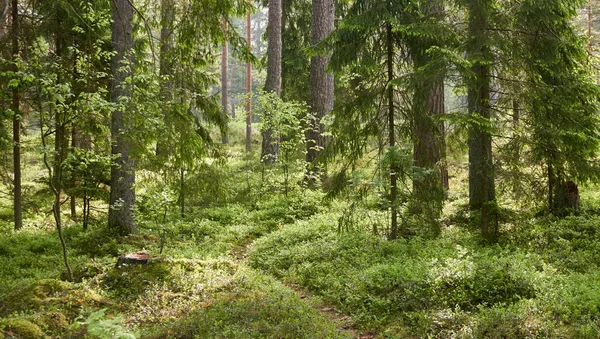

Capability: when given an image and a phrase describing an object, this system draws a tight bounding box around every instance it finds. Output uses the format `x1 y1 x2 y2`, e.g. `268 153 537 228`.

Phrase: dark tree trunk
466 0 496 241
70 127 77 217
306 0 334 169
221 31 229 144
109 0 137 235
11 0 21 230
245 11 252 153
261 0 282 164
231 103 235 119
387 23 399 240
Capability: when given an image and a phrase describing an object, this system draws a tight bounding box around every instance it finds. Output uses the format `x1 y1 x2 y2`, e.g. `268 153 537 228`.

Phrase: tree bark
261 0 282 164
245 11 252 153
306 0 334 168
11 0 21 230
466 0 496 241
109 0 137 235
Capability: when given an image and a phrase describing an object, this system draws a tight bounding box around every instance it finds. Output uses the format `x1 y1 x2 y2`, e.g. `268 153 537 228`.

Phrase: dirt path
230 237 374 339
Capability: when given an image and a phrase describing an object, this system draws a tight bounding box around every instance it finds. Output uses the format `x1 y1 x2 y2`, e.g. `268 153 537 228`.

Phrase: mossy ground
3 125 600 338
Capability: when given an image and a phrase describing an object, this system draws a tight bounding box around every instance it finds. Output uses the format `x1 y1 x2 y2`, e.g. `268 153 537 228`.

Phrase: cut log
115 252 151 268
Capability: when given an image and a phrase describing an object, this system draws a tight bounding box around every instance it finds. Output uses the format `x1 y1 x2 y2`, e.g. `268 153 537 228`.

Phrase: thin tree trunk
11 0 22 230
306 0 334 174
53 32 68 208
245 11 252 153
41 111 73 281
261 0 282 163
109 0 137 235
387 23 399 240
221 24 229 145
70 127 77 217
589 0 593 44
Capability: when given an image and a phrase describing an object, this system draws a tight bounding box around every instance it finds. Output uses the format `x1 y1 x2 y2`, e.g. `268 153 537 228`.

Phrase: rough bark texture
11 0 21 230
109 0 137 235
245 12 252 153
261 0 282 163
466 0 496 241
306 0 334 166
387 23 398 240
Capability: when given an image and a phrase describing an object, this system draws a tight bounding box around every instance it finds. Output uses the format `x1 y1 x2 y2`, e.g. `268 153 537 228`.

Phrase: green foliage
70 308 138 339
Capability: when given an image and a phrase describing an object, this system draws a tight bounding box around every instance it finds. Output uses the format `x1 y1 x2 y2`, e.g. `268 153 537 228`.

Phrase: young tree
260 0 282 164
109 0 137 235
306 0 334 177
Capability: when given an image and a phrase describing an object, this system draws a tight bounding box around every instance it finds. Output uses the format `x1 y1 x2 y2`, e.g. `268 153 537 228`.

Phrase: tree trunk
261 0 282 164
466 0 496 241
11 0 21 230
245 11 252 153
387 23 399 240
156 0 174 158
412 0 447 214
53 33 69 208
108 0 137 235
306 0 334 169
221 29 229 145
70 127 77 217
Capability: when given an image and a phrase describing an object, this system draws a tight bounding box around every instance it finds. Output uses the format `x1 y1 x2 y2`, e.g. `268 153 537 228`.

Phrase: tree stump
115 252 151 268
554 180 580 216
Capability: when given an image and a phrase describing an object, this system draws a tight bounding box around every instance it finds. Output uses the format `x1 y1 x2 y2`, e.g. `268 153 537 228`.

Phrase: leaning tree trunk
466 0 496 241
108 0 137 235
306 0 334 172
260 0 282 164
11 0 22 230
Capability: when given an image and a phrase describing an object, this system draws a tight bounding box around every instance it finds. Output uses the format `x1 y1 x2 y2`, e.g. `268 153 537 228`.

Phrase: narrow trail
230 235 374 339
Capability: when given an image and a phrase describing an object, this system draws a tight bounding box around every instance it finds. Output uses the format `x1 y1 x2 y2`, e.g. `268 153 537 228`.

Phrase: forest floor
3 132 600 338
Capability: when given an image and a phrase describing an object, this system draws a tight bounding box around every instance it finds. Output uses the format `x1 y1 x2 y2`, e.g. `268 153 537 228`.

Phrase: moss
5 319 43 339
38 311 68 332
102 260 173 298
0 279 71 317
